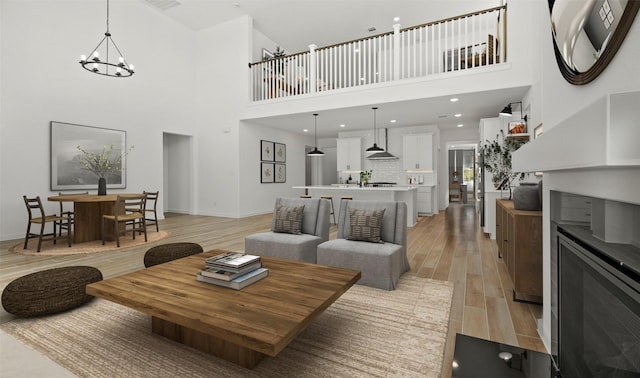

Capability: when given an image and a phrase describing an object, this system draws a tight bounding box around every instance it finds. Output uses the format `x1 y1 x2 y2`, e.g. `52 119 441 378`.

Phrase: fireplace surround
512 91 640 376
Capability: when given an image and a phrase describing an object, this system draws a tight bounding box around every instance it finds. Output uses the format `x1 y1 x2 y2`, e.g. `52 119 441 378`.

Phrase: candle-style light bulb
93 51 99 58
80 54 87 62
92 63 99 72
129 64 135 71
118 57 124 63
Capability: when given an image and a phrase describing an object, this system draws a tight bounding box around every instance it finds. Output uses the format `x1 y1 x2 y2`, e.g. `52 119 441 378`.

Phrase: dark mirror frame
549 0 639 85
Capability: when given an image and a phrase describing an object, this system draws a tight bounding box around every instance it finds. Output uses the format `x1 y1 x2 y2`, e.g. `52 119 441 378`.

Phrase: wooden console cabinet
495 199 542 304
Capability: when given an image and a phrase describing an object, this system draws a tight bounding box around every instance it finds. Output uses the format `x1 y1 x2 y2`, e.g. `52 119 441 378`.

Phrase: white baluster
309 44 317 94
393 23 400 80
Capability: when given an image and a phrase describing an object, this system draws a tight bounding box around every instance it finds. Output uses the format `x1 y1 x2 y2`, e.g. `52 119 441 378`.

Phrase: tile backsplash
338 160 403 184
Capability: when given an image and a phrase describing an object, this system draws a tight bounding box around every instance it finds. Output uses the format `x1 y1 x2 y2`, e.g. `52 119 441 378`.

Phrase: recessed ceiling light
393 16 400 22
368 27 377 32
339 124 346 128
450 98 459 102
457 124 464 127
390 119 397 123
438 115 448 118
454 113 462 117
303 129 309 132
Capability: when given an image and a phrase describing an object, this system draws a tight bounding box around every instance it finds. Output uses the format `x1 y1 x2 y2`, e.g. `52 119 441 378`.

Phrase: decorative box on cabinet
337 137 361 171
496 199 542 304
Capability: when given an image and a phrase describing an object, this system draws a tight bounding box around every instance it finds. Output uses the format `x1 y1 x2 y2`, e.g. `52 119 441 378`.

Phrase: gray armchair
317 200 409 290
244 197 330 263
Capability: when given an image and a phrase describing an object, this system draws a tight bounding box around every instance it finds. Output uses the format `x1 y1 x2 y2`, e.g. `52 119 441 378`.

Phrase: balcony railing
249 5 507 101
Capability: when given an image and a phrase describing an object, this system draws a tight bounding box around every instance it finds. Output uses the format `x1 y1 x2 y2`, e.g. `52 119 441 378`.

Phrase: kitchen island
292 185 418 227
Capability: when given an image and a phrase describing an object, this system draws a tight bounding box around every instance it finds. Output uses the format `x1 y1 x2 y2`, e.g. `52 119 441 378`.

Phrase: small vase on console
98 177 107 196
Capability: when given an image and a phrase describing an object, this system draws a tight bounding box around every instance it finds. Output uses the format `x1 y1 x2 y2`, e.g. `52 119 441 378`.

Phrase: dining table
47 193 143 243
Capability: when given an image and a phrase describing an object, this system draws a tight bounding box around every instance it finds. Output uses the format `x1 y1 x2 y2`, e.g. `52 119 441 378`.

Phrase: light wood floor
0 202 545 376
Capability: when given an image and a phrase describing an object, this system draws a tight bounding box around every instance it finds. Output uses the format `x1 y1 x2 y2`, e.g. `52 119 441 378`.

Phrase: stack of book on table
196 252 268 290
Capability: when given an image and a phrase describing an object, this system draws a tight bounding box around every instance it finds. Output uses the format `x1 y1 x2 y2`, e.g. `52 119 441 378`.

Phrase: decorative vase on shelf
513 182 540 210
98 177 107 196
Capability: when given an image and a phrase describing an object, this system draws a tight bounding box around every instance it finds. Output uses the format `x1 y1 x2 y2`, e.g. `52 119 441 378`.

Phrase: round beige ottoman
143 242 204 268
2 266 103 317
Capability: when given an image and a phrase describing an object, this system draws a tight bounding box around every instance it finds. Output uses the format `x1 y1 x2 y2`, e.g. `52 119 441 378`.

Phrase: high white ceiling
141 0 502 53
140 0 523 138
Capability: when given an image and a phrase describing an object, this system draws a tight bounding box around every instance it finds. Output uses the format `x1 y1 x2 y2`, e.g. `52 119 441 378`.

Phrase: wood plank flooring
0 201 545 376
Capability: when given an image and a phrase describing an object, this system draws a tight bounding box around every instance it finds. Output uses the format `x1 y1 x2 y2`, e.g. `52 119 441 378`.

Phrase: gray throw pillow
273 204 305 234
348 208 385 243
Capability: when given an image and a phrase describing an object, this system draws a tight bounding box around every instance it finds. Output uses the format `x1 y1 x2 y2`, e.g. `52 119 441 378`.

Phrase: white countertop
293 185 419 192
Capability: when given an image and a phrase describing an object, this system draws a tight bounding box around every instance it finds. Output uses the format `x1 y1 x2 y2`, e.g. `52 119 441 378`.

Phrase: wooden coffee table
86 250 360 368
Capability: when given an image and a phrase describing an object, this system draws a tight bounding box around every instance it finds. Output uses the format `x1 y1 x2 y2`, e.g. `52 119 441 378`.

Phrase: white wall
0 0 196 240
192 16 253 218
237 121 314 216
530 1 640 351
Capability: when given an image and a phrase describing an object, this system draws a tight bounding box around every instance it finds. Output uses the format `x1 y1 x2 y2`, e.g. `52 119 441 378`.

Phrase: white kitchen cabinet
337 137 361 171
402 133 433 171
416 186 434 215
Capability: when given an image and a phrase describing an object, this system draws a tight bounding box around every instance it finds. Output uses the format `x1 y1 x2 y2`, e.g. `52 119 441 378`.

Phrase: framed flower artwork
261 162 274 183
50 121 127 190
275 143 286 162
261 140 274 161
275 163 286 183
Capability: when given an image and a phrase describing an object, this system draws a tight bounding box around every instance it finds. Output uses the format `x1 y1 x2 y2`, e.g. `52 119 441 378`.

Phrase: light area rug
0 275 453 378
8 231 169 256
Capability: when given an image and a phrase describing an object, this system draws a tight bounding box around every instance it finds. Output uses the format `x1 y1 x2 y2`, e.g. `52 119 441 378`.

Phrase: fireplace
553 223 640 377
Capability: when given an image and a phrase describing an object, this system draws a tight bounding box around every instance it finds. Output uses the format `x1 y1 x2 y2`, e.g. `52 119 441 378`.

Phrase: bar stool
338 196 353 223
320 195 336 225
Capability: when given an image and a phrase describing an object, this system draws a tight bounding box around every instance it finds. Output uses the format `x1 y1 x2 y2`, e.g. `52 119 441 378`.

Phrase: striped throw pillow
347 208 385 243
273 204 305 234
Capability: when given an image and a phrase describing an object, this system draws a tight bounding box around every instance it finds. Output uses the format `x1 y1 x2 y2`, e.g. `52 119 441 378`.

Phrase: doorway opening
162 133 193 215
447 142 478 205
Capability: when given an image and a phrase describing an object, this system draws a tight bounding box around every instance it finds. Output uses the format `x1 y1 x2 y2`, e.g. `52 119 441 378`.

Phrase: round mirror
549 0 639 85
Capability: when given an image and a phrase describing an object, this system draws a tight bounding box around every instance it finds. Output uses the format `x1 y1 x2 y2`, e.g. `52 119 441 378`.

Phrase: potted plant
76 144 133 195
480 130 526 199
360 170 372 186
263 46 287 74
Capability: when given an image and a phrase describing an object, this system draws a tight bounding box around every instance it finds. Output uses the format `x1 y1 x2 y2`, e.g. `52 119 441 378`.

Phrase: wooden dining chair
142 191 159 232
57 191 88 237
23 195 71 252
102 195 147 247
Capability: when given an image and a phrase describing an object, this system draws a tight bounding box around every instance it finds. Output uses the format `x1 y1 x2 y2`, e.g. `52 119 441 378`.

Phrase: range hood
367 129 398 160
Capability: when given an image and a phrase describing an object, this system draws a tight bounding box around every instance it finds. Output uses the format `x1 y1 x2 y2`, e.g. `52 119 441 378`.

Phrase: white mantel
513 90 640 205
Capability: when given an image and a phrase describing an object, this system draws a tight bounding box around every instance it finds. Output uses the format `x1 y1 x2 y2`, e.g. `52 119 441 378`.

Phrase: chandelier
79 0 134 77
